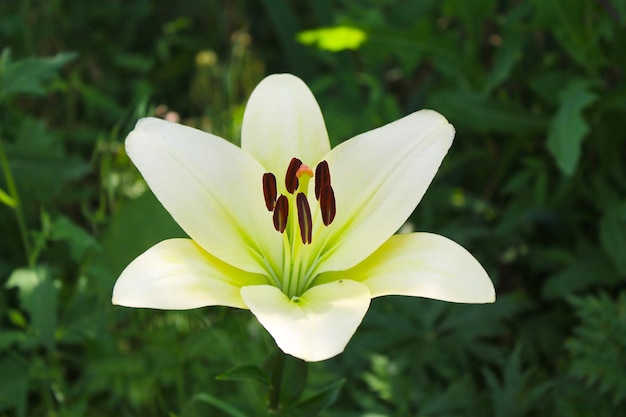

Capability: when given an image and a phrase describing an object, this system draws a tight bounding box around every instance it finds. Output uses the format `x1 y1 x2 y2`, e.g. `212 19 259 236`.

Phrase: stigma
262 157 336 244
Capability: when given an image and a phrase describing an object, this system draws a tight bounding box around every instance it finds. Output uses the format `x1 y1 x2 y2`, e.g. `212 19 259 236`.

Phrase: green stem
0 133 33 265
268 350 287 413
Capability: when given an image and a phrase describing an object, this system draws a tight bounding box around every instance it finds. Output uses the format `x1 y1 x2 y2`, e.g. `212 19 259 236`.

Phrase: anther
315 161 331 200
285 158 303 194
319 184 336 226
262 173 277 211
296 193 312 244
273 195 289 233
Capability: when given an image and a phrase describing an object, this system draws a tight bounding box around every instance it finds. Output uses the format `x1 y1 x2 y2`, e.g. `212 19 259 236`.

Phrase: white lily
112 74 495 362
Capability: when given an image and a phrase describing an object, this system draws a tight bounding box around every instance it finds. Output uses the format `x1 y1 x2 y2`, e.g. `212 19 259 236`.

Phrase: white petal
317 233 495 303
241 280 371 362
112 238 268 309
241 74 330 176
126 118 281 275
311 110 455 274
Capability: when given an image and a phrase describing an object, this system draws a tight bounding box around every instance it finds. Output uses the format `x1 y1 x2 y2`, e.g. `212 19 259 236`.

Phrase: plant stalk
0 134 33 265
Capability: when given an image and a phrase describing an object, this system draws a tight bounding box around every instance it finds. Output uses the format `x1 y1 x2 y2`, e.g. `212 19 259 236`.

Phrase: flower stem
0 133 33 266
268 349 286 414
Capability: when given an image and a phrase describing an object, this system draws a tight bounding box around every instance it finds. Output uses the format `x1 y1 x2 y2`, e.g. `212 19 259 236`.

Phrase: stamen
315 160 331 200
296 193 312 244
273 195 289 233
285 158 303 194
319 184 336 226
262 173 277 211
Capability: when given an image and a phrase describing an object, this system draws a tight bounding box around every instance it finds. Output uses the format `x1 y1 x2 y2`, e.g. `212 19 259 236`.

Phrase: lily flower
112 74 495 362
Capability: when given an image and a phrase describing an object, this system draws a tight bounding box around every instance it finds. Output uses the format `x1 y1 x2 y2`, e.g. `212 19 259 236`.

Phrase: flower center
262 157 336 296
262 157 336 243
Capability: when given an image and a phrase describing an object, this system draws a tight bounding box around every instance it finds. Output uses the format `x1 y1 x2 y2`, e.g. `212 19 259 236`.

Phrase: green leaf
0 48 77 100
89 190 185 295
5 267 58 351
568 292 626 405
431 90 547 134
0 187 16 207
481 3 532 94
49 215 100 262
280 355 308 404
297 26 368 52
258 0 312 77
99 190 185 273
0 357 29 416
2 117 90 213
0 330 26 351
599 202 626 275
190 393 250 417
484 346 552 417
216 365 270 387
542 248 622 300
295 379 345 417
546 79 598 176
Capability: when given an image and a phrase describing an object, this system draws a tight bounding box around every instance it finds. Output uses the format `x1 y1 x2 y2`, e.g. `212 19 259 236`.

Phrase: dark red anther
315 160 331 200
273 195 289 233
262 173 277 211
285 158 303 194
319 184 336 226
296 193 312 244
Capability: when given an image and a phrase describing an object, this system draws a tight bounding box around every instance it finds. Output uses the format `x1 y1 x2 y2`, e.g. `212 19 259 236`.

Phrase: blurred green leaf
5 267 57 351
0 357 29 416
431 90 547 134
190 393 250 417
546 79 598 176
49 215 99 262
482 4 529 94
0 187 16 207
362 354 393 401
99 190 185 272
0 49 77 101
297 26 368 52
599 201 626 275
419 376 481 415
294 378 345 417
216 365 270 386
0 329 26 351
280 355 308 405
259 0 312 77
542 247 622 300
568 292 626 405
484 346 552 417
2 118 90 212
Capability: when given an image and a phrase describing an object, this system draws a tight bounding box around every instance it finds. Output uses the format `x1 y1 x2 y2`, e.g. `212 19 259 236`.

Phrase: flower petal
317 233 495 303
311 110 455 274
241 280 371 362
241 74 330 177
112 238 268 309
126 118 281 275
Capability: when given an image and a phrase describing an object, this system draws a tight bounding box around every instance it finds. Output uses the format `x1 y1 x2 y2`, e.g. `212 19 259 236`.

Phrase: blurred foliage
1 0 625 416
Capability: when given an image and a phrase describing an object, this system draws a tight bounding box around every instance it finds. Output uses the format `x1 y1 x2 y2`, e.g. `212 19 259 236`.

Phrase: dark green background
1 1 625 416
